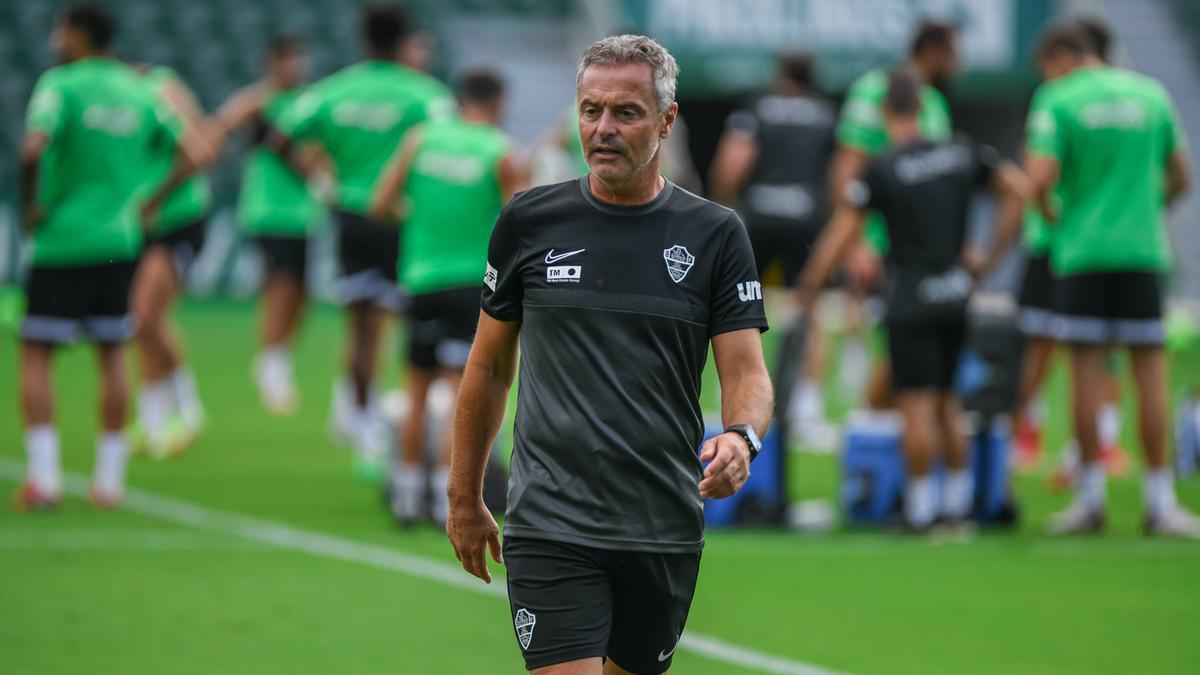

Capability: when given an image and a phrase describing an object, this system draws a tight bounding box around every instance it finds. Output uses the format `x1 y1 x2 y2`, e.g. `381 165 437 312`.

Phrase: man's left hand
698 432 752 499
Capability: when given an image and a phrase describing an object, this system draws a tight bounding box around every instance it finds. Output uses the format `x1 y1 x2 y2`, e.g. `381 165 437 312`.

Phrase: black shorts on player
749 222 820 287
144 218 207 279
256 235 308 285
21 262 137 345
1016 255 1056 339
503 537 700 674
334 210 400 310
1051 271 1164 346
406 285 479 370
887 315 967 391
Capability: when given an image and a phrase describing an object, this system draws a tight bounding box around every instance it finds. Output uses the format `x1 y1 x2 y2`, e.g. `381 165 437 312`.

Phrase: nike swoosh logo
658 641 680 662
545 248 585 264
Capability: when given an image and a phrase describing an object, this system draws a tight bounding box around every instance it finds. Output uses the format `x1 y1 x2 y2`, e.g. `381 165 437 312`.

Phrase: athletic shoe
146 414 199 461
254 354 299 416
927 517 978 542
1046 501 1106 535
11 482 61 512
328 381 356 448
1144 505 1200 539
88 486 123 510
126 421 150 457
1013 417 1043 473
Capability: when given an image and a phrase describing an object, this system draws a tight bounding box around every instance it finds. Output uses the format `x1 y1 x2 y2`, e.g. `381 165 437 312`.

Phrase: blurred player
1014 19 1130 478
15 4 199 509
270 5 454 479
370 69 527 525
831 20 959 406
130 64 217 458
1026 26 1199 537
709 53 835 436
799 70 1027 532
215 36 323 415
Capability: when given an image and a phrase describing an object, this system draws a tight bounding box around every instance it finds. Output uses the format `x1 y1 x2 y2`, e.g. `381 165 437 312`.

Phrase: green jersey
1026 66 1186 275
25 58 181 266
142 66 213 232
237 88 321 237
278 60 454 215
837 68 953 253
563 107 590 177
401 117 509 294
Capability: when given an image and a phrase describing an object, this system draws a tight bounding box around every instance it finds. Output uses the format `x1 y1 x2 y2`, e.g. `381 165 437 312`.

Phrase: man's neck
588 165 665 206
67 50 103 64
460 106 495 126
886 119 921 144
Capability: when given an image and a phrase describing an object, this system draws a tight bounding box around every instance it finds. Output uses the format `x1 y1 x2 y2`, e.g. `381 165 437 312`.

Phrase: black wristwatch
724 424 762 462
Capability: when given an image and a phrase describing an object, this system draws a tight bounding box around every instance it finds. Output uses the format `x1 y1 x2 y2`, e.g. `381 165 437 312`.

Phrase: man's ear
660 101 679 139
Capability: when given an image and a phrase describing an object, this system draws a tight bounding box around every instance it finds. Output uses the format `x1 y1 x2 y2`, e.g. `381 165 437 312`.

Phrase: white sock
431 465 451 523
170 367 203 424
1098 403 1121 448
792 378 824 423
942 469 974 520
353 405 386 459
25 425 61 495
391 462 425 519
138 379 173 437
1078 462 1107 511
1022 397 1046 427
904 475 937 529
94 432 129 497
1144 467 1177 517
840 336 870 394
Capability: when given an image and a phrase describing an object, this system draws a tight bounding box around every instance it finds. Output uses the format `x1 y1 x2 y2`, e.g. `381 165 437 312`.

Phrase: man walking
446 36 772 674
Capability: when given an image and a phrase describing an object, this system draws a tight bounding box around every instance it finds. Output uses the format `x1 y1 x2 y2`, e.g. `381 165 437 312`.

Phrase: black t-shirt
725 93 836 230
482 176 769 553
847 134 999 322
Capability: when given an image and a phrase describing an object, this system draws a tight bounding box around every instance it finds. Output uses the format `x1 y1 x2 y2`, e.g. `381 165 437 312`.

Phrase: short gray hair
577 35 679 115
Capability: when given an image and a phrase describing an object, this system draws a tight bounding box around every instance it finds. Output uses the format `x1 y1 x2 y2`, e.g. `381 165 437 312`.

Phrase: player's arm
708 128 758 206
19 132 49 233
968 161 1033 278
446 312 519 584
796 205 867 307
160 74 218 169
700 328 773 500
211 83 270 154
140 114 205 227
1025 154 1060 223
368 129 421 222
1166 149 1192 206
497 148 530 203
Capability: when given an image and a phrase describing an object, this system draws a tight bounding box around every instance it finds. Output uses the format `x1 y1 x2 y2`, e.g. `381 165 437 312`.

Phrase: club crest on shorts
663 245 695 283
515 608 536 650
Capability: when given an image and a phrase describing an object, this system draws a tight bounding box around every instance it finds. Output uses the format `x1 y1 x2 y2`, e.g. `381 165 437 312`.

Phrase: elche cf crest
663 245 695 283
515 608 536 650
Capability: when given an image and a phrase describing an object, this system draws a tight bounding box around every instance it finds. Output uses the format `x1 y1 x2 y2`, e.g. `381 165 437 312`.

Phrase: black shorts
1051 271 1164 346
334 210 400 310
21 262 137 345
1016 255 1056 339
503 537 701 673
145 219 206 279
256 236 308 285
748 223 819 288
887 315 967 391
406 286 480 370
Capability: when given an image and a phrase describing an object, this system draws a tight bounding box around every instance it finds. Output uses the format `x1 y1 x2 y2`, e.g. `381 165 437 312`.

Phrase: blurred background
2 1 1200 674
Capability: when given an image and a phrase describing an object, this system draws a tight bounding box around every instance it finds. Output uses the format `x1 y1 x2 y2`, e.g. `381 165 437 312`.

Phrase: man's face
272 51 309 89
927 40 960 92
577 63 676 186
50 18 82 63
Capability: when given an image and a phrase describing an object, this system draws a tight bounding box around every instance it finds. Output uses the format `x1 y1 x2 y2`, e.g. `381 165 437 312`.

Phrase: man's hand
846 241 882 292
22 205 43 234
139 199 162 232
961 246 988 280
698 432 752 499
446 497 503 584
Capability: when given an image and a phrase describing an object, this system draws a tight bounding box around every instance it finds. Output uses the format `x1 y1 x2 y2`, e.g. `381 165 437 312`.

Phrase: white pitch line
0 457 846 675
0 528 275 551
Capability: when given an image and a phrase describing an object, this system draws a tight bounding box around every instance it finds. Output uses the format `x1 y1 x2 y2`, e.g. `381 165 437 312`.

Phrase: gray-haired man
445 35 773 674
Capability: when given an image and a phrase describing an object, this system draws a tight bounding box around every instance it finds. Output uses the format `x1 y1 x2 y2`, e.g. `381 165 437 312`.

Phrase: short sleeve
26 76 65 137
709 213 769 337
277 88 323 140
151 100 186 149
836 83 886 154
725 108 759 138
480 201 524 321
1024 86 1062 161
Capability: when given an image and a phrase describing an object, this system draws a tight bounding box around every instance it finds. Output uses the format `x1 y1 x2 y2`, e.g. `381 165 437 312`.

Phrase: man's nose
596 109 619 138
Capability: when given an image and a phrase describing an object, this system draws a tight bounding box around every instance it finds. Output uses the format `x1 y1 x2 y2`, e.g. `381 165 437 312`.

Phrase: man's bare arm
708 131 757 206
1024 154 1061 223
497 150 531 203
368 130 421 222
140 140 202 228
211 83 270 154
829 147 869 208
1166 149 1192 206
968 162 1032 277
698 328 773 500
795 206 866 306
446 312 520 583
19 132 49 233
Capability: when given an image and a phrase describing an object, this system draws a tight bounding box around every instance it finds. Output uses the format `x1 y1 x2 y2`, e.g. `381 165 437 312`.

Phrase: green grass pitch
2 299 1199 674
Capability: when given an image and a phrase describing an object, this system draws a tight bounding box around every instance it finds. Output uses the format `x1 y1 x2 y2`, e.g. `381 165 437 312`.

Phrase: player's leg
888 320 943 531
91 341 130 507
254 236 307 414
504 537 612 674
131 243 193 455
1013 254 1058 468
346 299 389 478
1096 354 1129 475
1046 342 1108 534
392 359 434 524
936 316 971 525
606 548 701 674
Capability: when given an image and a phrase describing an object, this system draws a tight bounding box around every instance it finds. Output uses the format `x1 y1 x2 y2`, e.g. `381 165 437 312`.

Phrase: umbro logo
737 280 763 302
545 248 585 264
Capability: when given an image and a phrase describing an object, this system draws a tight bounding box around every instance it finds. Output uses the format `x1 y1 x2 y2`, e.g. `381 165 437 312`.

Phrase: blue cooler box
840 411 1011 524
702 424 786 527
